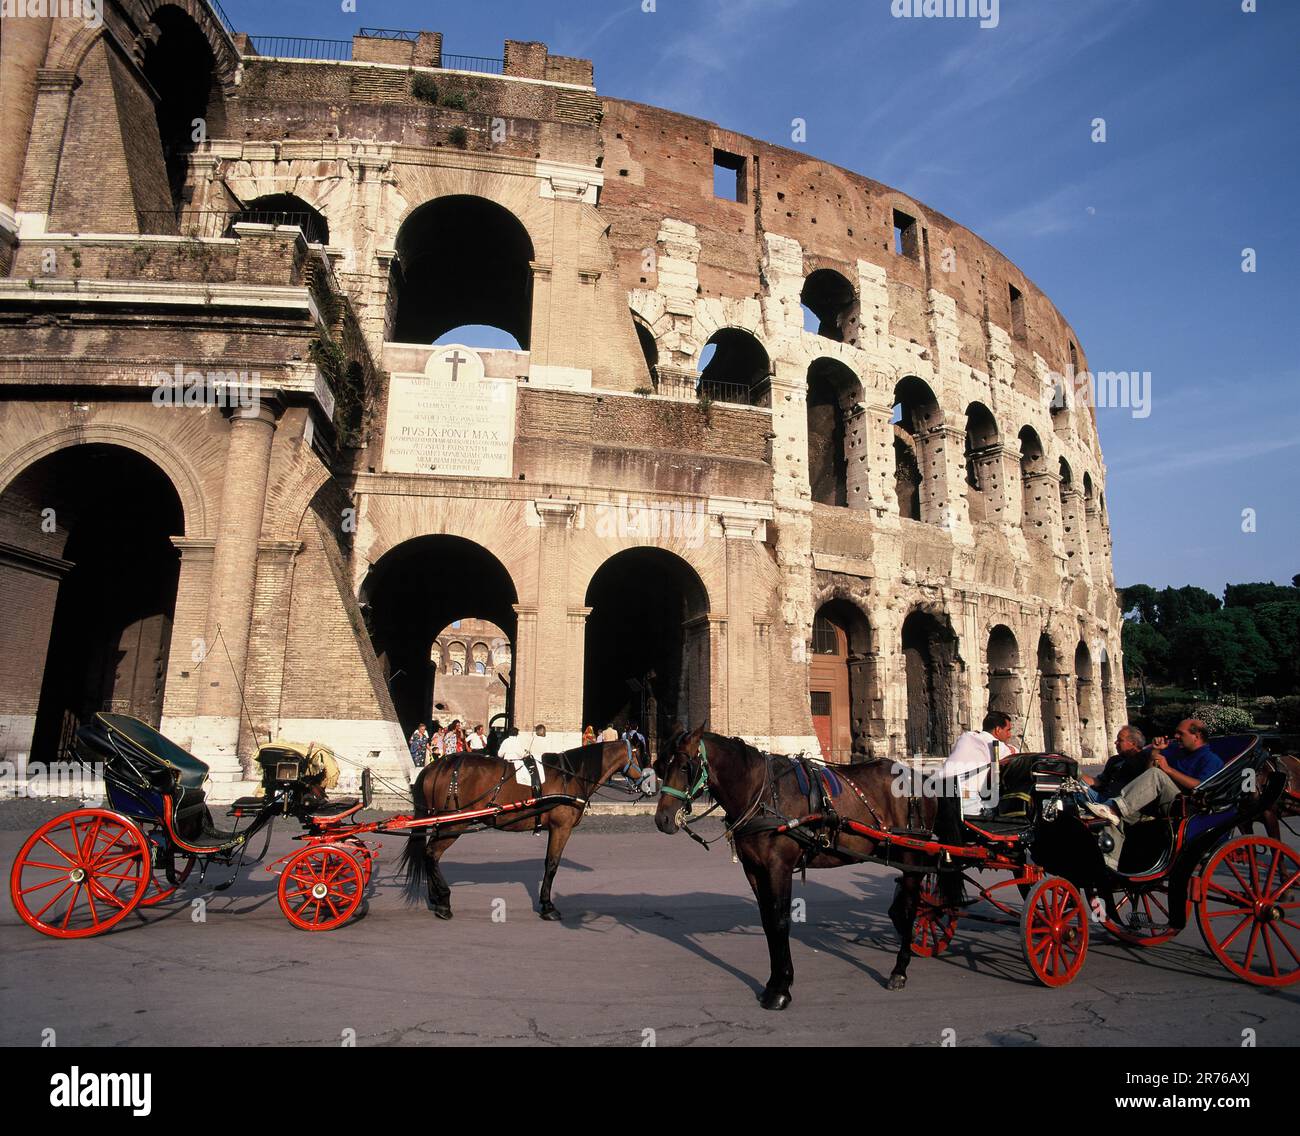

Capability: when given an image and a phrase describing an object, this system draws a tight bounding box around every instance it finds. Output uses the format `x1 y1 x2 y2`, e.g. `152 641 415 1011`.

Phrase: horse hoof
539 906 562 921
886 973 907 991
432 905 453 920
759 989 791 1011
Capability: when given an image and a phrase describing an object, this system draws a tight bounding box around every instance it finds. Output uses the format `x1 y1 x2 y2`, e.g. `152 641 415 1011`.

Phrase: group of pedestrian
407 719 487 767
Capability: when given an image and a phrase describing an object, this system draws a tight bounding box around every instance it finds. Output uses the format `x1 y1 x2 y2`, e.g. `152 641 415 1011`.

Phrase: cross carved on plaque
444 350 469 381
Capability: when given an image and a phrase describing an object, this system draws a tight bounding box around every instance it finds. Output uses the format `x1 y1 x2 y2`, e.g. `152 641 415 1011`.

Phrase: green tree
1166 609 1271 692
1120 584 1158 624
1224 581 1300 609
1155 585 1220 633
1251 601 1300 693
1122 619 1170 685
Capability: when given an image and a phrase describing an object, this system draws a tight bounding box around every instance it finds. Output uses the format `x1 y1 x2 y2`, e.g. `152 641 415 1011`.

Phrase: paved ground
2 800 1297 1047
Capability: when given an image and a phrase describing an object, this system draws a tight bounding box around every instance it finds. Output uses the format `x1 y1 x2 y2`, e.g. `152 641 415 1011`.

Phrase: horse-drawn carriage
9 713 614 937
654 728 1299 1007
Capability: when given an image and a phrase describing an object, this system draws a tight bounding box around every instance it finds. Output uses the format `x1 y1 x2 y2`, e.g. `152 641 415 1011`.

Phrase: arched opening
1099 643 1114 746
806 358 859 507
583 548 709 749
800 269 859 344
696 328 770 406
986 624 1021 720
1018 425 1049 539
809 599 875 762
390 195 534 348
964 401 1001 523
361 536 517 737
235 193 329 245
428 618 511 730
0 445 184 760
900 608 959 757
633 317 659 389
1074 640 1095 762
141 6 222 217
893 377 941 522
1036 633 1063 753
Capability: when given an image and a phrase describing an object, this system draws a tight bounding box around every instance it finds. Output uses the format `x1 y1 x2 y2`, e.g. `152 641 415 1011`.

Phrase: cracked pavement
2 808 1297 1047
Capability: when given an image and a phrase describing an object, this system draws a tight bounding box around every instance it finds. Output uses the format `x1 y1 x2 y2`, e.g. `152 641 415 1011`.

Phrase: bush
1278 695 1300 730
1255 695 1278 719
1192 703 1255 734
440 91 468 111
448 126 468 148
411 74 439 103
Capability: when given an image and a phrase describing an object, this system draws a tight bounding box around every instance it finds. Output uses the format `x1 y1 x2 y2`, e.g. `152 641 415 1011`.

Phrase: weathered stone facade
0 8 1125 799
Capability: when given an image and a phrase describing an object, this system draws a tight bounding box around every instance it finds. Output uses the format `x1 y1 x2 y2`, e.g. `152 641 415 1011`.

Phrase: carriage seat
304 797 360 818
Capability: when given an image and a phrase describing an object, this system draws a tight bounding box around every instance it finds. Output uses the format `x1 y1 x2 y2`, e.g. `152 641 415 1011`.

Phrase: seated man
1086 718 1223 866
1079 725 1148 802
941 711 1017 817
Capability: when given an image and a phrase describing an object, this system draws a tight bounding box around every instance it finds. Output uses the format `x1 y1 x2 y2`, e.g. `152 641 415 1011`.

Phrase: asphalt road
2 801 1297 1047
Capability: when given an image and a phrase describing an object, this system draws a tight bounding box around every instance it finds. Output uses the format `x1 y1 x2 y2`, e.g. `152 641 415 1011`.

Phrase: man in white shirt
940 711 1017 816
497 727 527 761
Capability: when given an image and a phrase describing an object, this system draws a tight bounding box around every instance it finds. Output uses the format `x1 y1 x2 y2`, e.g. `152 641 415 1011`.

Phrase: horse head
655 723 709 834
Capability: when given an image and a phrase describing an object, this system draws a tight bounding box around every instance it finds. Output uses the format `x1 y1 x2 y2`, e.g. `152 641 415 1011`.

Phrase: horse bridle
659 738 711 809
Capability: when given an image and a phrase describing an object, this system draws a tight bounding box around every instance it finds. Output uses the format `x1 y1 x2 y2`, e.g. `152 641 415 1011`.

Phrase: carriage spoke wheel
10 809 149 938
911 873 958 957
1196 837 1300 987
1105 885 1182 947
278 846 364 931
1020 877 1088 987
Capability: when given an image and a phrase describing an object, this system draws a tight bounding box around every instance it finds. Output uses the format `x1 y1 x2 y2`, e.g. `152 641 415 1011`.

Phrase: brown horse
399 738 646 921
1245 751 1300 839
654 726 962 1010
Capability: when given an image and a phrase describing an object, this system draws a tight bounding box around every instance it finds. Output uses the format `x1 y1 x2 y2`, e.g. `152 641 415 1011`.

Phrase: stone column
192 404 279 777
1059 485 1090 580
969 442 1015 526
511 604 539 730
862 399 898 516
1022 470 1065 561
565 606 591 735
532 499 578 729
842 402 872 511
15 69 76 234
159 537 215 745
238 539 303 757
720 513 760 731
918 423 972 539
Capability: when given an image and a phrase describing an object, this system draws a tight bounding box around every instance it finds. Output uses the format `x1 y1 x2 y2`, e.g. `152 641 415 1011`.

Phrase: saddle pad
790 759 843 799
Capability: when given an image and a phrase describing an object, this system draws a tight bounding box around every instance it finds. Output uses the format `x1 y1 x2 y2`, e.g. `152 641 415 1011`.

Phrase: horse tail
398 766 431 905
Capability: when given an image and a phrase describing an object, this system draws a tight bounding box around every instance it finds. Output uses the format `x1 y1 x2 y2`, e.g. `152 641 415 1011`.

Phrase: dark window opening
1009 283 1026 340
697 328 769 406
801 269 860 344
713 149 747 202
893 208 919 259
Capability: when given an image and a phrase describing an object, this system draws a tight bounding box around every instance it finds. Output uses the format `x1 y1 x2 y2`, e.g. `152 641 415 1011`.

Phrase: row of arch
810 599 1115 763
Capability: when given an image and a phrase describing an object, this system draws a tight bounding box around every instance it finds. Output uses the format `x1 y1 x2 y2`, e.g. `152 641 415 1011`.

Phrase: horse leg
538 809 577 921
428 835 457 919
887 872 920 991
743 848 795 1011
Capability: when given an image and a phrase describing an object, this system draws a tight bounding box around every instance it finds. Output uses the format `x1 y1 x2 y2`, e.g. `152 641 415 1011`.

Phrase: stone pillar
565 606 591 735
15 69 77 234
159 537 216 745
1022 470 1065 560
192 405 279 776
239 539 304 756
1059 486 1090 580
0 544 71 760
532 499 578 729
862 399 898 516
511 604 539 730
720 514 760 730
0 16 51 218
919 423 972 539
842 402 872 511
969 442 1015 526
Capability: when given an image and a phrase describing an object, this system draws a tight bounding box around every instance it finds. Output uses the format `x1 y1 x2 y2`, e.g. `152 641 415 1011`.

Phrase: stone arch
964 401 1001 523
0 424 208 537
899 604 961 757
985 624 1022 720
806 356 862 507
582 546 711 743
892 376 943 523
132 0 240 81
389 194 537 347
809 594 878 761
631 311 659 389
801 267 860 344
697 327 771 406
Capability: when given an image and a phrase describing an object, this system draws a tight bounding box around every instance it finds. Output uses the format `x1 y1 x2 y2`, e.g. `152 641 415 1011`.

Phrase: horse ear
684 722 706 755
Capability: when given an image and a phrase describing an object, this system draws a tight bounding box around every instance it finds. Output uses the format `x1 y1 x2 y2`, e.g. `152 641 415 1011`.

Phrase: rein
662 739 771 851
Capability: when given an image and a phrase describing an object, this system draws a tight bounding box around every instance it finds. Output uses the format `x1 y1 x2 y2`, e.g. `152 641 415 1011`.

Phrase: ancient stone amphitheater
0 9 1125 798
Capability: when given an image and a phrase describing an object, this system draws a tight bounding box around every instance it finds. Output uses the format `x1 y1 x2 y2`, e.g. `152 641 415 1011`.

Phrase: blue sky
223 0 1299 595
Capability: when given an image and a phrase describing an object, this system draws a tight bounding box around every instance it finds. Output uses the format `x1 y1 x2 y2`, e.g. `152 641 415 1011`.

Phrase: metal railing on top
441 54 505 75
244 36 352 61
358 27 420 40
136 210 324 243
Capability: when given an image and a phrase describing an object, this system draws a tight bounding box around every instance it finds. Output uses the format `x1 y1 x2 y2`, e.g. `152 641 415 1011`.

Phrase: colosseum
0 8 1125 799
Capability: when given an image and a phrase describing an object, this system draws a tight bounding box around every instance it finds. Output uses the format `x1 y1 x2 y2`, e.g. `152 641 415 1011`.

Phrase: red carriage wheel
911 874 958 957
1020 877 1088 987
278 845 364 931
1104 886 1183 947
10 809 150 938
1195 836 1299 987
139 855 197 907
